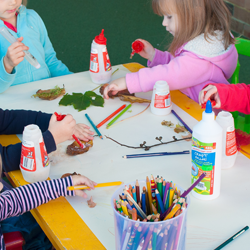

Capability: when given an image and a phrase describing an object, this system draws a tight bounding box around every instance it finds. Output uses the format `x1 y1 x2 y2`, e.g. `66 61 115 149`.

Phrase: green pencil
106 104 132 128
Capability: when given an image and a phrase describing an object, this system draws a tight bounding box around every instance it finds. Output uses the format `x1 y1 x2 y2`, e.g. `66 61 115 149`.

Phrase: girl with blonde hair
104 0 238 103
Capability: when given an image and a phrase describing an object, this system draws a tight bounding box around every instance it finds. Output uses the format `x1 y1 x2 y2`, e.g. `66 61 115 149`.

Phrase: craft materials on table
171 110 192 134
214 226 249 250
67 181 123 191
122 150 190 159
97 104 126 128
85 113 103 139
54 112 84 148
111 174 206 250
106 104 132 129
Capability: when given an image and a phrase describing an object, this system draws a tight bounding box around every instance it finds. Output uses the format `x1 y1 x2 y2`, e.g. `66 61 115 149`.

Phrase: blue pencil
171 110 193 134
85 113 103 139
141 192 146 214
122 150 190 159
155 189 165 213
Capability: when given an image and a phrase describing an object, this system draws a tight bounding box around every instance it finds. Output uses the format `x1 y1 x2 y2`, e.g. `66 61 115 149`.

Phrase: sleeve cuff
0 56 16 82
43 130 56 154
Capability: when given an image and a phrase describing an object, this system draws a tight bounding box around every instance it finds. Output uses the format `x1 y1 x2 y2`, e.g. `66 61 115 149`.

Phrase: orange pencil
96 104 126 128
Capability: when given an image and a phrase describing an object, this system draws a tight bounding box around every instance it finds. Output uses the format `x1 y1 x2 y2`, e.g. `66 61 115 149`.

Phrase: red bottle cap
94 29 107 45
132 40 144 53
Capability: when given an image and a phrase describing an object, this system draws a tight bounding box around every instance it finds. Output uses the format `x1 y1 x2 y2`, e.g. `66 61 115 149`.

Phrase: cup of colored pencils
111 175 190 250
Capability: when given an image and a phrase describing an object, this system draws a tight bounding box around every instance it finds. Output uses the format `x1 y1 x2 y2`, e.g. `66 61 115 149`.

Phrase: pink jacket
126 33 238 103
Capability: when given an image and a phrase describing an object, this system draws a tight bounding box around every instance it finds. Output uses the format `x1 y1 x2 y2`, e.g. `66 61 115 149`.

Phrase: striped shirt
0 176 74 249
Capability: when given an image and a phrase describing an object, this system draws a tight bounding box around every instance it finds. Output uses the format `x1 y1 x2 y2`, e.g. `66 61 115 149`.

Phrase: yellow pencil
67 181 123 190
146 176 153 214
168 189 175 207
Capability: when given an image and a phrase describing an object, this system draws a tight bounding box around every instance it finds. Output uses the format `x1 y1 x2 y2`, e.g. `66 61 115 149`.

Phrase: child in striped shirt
0 155 96 249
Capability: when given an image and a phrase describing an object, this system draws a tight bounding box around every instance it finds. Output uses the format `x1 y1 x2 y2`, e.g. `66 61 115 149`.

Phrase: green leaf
58 91 104 111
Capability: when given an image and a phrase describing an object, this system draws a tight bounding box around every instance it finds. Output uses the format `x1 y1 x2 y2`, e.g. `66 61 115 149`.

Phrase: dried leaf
32 85 65 100
119 95 151 103
99 83 134 98
161 120 174 127
87 196 96 208
174 124 187 133
181 133 192 141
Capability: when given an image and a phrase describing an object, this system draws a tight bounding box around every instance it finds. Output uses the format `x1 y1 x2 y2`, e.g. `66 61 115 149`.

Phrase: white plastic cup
20 125 50 183
150 81 172 115
216 111 238 169
111 180 189 250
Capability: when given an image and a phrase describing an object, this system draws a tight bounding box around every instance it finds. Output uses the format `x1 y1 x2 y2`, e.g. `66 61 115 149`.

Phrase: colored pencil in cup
106 104 132 129
85 113 103 139
67 181 123 190
171 110 193 134
214 226 249 250
96 104 126 128
122 150 190 159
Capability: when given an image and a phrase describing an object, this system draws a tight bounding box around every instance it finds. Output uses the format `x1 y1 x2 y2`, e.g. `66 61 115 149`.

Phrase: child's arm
0 175 96 220
35 11 72 77
200 83 250 114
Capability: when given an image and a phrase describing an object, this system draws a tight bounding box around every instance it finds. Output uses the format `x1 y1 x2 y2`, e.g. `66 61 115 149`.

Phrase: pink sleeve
147 49 174 67
126 51 213 94
214 83 250 114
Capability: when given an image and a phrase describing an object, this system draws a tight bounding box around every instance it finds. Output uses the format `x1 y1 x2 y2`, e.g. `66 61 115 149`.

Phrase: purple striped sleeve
0 176 74 221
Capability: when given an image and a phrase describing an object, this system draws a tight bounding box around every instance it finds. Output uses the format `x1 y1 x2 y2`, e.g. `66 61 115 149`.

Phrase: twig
105 135 192 151
107 103 150 129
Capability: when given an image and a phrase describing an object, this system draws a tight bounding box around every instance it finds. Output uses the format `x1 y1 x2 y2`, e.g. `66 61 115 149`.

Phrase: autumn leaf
59 91 104 111
174 124 187 133
161 120 174 127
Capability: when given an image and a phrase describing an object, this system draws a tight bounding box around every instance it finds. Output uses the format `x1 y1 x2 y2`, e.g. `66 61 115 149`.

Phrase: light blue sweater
0 7 72 93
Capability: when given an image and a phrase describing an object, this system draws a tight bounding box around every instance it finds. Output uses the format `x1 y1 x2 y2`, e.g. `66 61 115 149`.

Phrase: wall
225 0 250 38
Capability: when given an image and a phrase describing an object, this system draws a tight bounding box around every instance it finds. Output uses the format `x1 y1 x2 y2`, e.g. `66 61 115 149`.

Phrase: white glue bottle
20 125 50 183
191 101 222 200
216 111 238 169
150 80 172 115
89 29 112 84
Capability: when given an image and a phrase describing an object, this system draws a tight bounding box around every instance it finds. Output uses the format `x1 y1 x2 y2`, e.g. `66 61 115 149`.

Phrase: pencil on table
171 110 192 134
67 181 122 190
85 113 103 139
96 104 126 128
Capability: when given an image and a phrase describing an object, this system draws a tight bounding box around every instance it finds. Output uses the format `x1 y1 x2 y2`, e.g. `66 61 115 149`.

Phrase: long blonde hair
152 0 235 55
22 0 27 6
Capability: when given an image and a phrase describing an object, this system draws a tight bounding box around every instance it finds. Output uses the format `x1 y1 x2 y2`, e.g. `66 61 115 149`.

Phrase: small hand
199 85 221 109
71 175 97 198
135 39 155 61
3 37 29 73
73 124 94 142
103 77 127 99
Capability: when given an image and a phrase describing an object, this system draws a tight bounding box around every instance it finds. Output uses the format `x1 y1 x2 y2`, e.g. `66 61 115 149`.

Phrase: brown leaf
33 85 65 100
87 196 96 208
66 140 93 156
161 120 174 127
181 133 192 141
119 95 151 103
99 84 134 98
174 124 187 133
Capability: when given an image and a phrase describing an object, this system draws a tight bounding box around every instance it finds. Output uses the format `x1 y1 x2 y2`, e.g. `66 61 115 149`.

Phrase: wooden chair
231 37 250 133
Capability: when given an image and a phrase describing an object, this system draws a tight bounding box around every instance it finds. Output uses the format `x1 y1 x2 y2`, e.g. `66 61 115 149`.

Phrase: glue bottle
89 29 112 84
150 80 172 115
191 101 222 200
216 111 238 169
20 125 50 183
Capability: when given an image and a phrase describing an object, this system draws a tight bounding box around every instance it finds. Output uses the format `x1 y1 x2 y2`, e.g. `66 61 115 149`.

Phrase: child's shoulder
22 7 42 21
183 31 232 58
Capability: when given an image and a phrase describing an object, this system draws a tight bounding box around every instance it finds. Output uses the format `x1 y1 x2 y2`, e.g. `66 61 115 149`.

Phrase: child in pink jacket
104 0 237 103
199 83 250 114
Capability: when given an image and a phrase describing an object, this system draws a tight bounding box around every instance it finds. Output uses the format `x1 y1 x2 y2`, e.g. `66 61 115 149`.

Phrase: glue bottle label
39 137 49 168
154 91 171 109
20 140 36 172
102 48 112 72
225 126 237 156
89 48 99 73
191 137 216 195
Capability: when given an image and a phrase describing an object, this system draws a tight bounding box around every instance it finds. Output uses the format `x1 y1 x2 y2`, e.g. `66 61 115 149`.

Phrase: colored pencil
85 113 103 139
155 189 165 213
67 181 122 190
141 192 146 214
72 134 85 149
136 180 140 203
171 110 193 134
96 104 126 128
214 226 249 250
106 104 132 128
122 150 190 159
146 176 153 214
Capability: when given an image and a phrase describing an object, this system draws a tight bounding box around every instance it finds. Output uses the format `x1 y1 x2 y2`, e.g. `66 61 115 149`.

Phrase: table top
0 63 249 250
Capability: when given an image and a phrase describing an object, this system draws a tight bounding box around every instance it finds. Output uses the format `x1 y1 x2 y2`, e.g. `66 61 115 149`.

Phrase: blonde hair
22 0 27 6
152 0 234 55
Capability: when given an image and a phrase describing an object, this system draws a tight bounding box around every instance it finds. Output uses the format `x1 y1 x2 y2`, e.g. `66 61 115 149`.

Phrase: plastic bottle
89 29 112 84
191 101 222 200
150 80 172 115
20 125 50 183
216 111 238 169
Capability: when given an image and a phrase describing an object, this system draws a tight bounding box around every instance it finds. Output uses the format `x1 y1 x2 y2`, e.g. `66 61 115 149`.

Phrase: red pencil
96 104 126 128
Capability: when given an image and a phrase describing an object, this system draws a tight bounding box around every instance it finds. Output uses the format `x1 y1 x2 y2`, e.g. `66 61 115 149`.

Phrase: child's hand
103 77 127 99
73 124 94 142
71 175 97 198
48 113 76 145
3 37 29 74
135 39 155 62
199 85 221 108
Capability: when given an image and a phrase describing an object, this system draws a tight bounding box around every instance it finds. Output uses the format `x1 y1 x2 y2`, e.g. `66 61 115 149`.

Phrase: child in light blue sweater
0 0 71 93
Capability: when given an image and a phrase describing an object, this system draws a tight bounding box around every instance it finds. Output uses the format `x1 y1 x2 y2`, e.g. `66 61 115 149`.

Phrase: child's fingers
75 190 88 198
